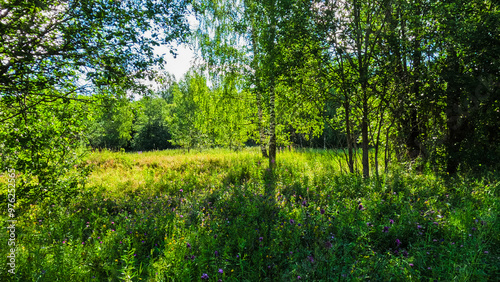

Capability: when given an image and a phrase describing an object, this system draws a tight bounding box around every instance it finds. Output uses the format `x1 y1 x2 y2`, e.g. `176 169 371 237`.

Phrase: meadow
1 148 498 281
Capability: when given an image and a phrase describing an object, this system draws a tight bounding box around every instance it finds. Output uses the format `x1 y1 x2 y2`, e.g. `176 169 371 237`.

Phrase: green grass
1 148 498 281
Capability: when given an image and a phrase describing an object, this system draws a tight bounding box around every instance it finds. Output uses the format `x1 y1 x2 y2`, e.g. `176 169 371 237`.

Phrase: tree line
193 0 499 176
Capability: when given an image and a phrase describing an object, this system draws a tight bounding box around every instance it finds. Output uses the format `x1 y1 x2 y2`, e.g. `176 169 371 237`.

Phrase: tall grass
0 148 498 281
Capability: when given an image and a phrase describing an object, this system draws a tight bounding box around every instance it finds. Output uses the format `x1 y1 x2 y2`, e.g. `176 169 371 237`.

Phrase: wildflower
187 242 191 248
396 239 401 246
325 241 332 249
308 255 314 263
218 269 223 274
297 276 301 280
484 251 489 254
358 203 364 210
417 225 422 229
366 222 373 227
201 273 209 279
320 208 325 215
215 251 219 256
290 219 295 224
191 255 195 260
180 189 183 192
409 263 414 267
403 250 408 258
259 237 263 242
389 219 394 224
383 226 389 233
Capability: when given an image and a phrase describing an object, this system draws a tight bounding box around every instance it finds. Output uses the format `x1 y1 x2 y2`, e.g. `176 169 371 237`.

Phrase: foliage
0 95 92 204
0 0 190 201
168 70 253 151
86 98 135 150
131 96 174 151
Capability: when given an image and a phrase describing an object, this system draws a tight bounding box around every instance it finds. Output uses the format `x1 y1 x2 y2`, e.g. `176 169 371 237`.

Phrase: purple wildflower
187 242 191 248
396 239 401 246
218 269 223 274
320 208 325 215
383 226 389 233
259 237 263 242
325 241 332 249
201 273 209 279
308 255 315 263
389 219 394 224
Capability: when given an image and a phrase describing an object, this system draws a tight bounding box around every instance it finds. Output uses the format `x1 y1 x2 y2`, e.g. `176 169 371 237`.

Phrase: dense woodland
0 0 499 280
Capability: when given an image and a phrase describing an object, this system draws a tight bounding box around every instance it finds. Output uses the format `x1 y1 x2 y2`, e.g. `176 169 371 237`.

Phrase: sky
155 14 199 82
156 43 196 82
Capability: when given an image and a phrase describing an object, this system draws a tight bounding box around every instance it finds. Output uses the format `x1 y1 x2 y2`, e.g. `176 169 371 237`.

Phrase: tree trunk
344 99 354 173
257 90 268 158
269 83 276 170
251 23 268 158
361 93 369 178
445 48 470 174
